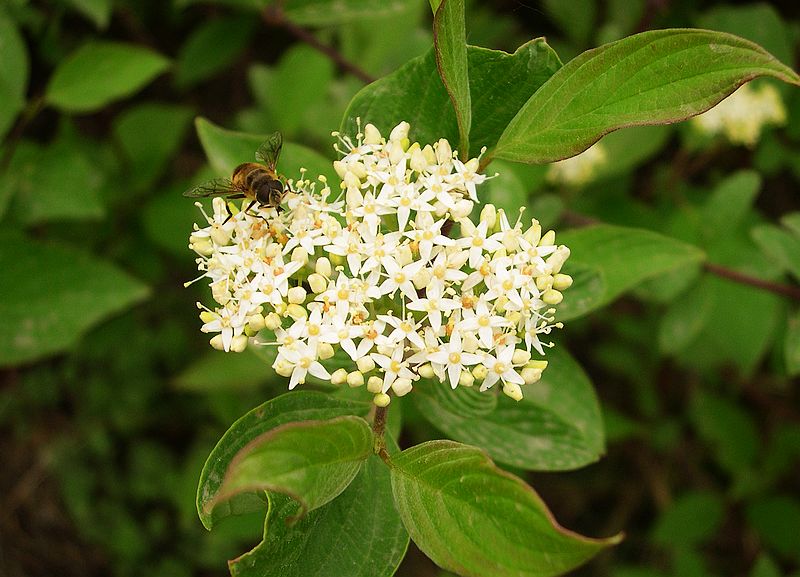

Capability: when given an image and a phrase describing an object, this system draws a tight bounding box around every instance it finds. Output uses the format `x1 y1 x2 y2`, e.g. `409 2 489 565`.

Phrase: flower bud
480 204 497 228
528 360 548 371
228 334 247 353
397 245 413 266
421 144 436 166
190 236 214 256
418 363 435 379
363 123 382 145
512 349 531 365
264 243 282 258
472 363 488 380
502 230 519 252
308 273 327 294
503 382 523 401
373 393 391 407
553 273 573 291
536 275 554 291
388 141 405 164
347 371 364 388
367 375 384 394
392 378 413 396
247 314 266 332
350 162 368 180
459 370 474 387
344 171 361 191
315 256 332 277
331 368 348 385
288 286 307 304
199 311 217 324
410 148 427 172
459 217 476 237
318 342 335 360
448 249 469 269
209 334 225 351
333 160 347 179
433 200 449 217
452 199 474 219
436 138 452 164
210 224 230 246
286 304 307 320
264 312 282 330
542 289 563 305
389 121 410 142
524 219 542 245
462 333 480 353
412 267 432 290
291 247 308 266
274 359 294 377
521 367 543 385
273 301 288 316
539 230 556 247
356 356 375 373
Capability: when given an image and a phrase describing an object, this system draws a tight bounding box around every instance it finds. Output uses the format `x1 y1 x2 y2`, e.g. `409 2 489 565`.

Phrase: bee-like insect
183 132 287 215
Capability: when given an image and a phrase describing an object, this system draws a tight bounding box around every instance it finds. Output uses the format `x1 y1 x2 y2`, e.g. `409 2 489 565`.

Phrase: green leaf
0 12 29 139
175 16 255 89
197 391 371 529
780 212 800 238
702 171 761 243
696 4 793 70
491 29 800 164
113 103 193 190
283 0 413 26
651 491 725 548
205 416 372 529
230 454 408 577
174 349 271 392
746 495 800 560
0 232 149 367
413 347 604 471
432 0 470 157
5 138 105 225
66 0 112 28
45 42 170 113
751 224 800 283
253 45 335 136
557 225 706 321
750 555 782 577
786 312 800 376
690 390 758 476
342 40 561 158
542 0 597 46
390 441 621 577
194 117 337 184
658 281 714 355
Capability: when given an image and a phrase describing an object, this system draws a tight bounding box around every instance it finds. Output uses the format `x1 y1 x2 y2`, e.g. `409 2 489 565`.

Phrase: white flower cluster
547 142 608 187
188 122 572 405
692 83 786 147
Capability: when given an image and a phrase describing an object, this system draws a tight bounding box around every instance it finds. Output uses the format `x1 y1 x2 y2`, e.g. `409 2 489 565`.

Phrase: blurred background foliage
1 1 799 576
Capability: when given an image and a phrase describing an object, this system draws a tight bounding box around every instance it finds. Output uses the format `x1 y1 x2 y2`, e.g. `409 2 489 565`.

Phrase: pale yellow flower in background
546 143 608 187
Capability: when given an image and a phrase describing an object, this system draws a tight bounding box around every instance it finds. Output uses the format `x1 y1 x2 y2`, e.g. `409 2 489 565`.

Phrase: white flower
480 345 525 391
427 331 482 388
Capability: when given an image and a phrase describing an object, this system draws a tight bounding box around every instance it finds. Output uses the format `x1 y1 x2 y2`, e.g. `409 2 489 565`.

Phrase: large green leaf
557 225 706 321
206 416 372 527
0 12 28 139
45 42 170 113
751 224 800 283
175 16 255 89
113 103 194 190
283 0 413 26
0 232 149 367
5 138 105 225
651 491 725 548
390 441 621 577
432 0 470 156
342 40 561 158
230 454 408 577
413 347 604 471
197 391 371 529
195 117 337 184
66 0 112 28
491 29 800 164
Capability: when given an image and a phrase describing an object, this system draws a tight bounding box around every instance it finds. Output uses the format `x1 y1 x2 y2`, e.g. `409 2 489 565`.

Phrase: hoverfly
183 132 287 217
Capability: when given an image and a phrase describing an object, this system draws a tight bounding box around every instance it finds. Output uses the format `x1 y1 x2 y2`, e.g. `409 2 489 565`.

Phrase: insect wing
255 132 282 171
183 178 239 198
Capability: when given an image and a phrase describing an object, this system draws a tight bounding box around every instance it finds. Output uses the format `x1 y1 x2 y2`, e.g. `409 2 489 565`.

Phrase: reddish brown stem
262 6 376 85
704 262 800 301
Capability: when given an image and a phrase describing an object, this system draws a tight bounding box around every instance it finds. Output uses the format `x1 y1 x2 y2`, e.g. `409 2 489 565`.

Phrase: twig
261 6 376 84
1 96 44 171
704 262 800 301
372 404 392 464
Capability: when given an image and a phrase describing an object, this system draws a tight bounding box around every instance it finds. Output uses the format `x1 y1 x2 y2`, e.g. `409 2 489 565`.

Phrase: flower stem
372 404 392 465
704 262 800 301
